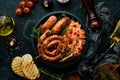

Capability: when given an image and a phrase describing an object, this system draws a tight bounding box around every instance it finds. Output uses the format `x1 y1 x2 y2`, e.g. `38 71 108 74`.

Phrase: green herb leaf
58 13 67 20
64 46 74 57
39 68 63 80
31 25 42 41
60 26 69 36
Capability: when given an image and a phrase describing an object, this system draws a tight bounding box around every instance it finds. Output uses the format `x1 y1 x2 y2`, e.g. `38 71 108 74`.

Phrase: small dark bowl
65 71 81 80
33 11 89 71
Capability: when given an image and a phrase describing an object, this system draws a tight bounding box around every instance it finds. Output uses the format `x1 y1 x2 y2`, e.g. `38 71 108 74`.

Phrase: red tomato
23 7 31 14
15 8 22 15
19 1 26 8
26 1 34 8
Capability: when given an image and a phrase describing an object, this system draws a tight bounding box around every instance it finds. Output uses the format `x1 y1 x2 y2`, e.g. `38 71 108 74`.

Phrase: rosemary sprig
39 68 63 80
58 13 67 20
64 46 74 57
100 70 114 80
60 46 74 62
31 25 42 41
60 26 69 36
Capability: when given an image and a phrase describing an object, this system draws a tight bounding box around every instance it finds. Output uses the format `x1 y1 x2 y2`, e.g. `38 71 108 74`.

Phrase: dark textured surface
0 0 120 80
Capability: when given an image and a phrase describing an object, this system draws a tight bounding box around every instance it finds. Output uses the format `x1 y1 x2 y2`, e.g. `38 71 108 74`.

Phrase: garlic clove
57 0 69 4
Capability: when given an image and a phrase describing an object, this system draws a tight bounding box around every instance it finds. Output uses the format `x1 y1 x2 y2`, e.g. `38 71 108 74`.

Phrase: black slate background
0 0 120 80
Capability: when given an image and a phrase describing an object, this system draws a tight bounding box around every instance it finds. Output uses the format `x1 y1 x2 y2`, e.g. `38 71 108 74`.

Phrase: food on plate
39 30 52 41
93 62 120 80
41 15 57 33
11 56 25 77
51 17 70 34
37 35 67 62
63 19 85 57
37 14 86 62
11 54 40 79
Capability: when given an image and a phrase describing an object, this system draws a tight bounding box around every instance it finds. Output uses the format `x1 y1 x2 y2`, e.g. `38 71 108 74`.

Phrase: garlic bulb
57 0 69 4
41 0 53 9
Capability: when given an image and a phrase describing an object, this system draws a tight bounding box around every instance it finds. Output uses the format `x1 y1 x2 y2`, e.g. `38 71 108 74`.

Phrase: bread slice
11 56 25 77
21 54 40 79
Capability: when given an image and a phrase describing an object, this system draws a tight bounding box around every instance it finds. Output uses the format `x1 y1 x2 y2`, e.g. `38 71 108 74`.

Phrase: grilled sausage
40 52 62 62
37 35 67 62
44 40 63 56
51 17 70 34
43 35 64 44
39 30 51 41
41 15 57 33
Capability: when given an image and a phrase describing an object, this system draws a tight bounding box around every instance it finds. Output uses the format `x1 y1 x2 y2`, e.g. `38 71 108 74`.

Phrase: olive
40 0 53 9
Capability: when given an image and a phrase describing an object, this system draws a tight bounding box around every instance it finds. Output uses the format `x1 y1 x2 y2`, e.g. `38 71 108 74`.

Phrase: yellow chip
11 56 25 77
22 54 40 79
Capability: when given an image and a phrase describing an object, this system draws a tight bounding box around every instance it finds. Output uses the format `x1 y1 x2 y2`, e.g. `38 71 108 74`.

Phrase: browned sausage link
43 35 64 45
37 43 44 55
45 35 67 54
40 52 62 62
51 17 70 34
41 15 57 33
47 40 62 49
37 35 67 62
39 30 51 41
44 40 64 56
44 49 58 57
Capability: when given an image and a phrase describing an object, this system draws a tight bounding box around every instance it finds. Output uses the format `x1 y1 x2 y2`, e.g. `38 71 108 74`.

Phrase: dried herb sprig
60 26 69 36
31 25 42 41
64 46 74 57
58 13 67 20
60 46 74 62
39 68 63 80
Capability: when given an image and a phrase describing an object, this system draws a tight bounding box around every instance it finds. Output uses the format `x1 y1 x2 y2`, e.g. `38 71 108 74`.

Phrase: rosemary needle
39 68 63 80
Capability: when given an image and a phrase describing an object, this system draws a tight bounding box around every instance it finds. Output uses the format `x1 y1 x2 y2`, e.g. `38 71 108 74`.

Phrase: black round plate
32 11 90 71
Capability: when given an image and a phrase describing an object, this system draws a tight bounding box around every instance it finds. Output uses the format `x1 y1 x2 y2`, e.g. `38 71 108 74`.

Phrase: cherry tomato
15 8 22 15
19 1 26 8
26 1 34 8
23 7 31 14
